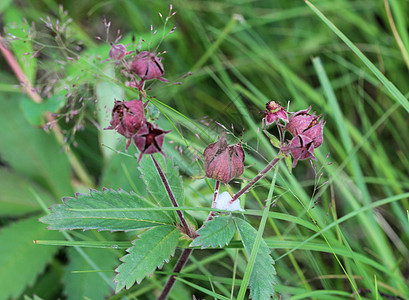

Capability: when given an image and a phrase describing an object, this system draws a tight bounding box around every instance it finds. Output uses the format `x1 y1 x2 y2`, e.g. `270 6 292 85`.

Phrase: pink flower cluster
104 45 170 162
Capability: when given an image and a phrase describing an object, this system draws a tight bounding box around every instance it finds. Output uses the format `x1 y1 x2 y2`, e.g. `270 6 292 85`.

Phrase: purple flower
109 43 127 61
133 122 170 162
105 100 146 149
263 100 288 126
130 51 166 81
285 107 325 167
203 134 245 184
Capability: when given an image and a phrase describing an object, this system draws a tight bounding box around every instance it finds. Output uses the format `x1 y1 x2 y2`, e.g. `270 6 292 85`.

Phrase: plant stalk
205 180 220 223
230 156 281 203
158 248 193 300
151 155 194 238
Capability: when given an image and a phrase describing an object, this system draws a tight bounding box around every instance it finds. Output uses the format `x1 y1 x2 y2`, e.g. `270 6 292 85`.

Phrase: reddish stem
0 34 41 102
158 248 193 300
230 156 282 203
151 155 194 238
205 180 220 223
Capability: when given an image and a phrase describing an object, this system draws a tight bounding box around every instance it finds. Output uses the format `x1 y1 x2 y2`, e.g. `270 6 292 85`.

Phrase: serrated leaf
0 216 61 300
139 155 184 221
40 189 174 231
234 218 277 299
0 96 73 197
0 168 53 216
114 225 180 292
190 215 235 248
63 233 117 300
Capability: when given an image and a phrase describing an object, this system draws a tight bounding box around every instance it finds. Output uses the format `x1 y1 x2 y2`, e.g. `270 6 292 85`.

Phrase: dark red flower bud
109 43 127 60
133 122 170 162
286 107 324 145
263 100 288 126
105 100 146 149
286 107 325 167
130 51 165 81
203 134 245 184
289 135 317 168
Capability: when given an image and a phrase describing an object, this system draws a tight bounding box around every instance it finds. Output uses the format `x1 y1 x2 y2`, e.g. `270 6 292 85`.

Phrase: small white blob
215 191 245 212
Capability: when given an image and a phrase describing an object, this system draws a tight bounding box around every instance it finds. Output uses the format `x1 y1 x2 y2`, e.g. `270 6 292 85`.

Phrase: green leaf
4 6 37 84
0 0 12 14
0 216 61 300
40 189 174 231
99 146 147 194
96 64 124 159
139 155 184 221
63 235 117 300
263 129 280 148
305 0 409 114
234 218 277 299
24 295 45 300
0 96 73 197
284 155 293 174
190 215 235 248
114 225 180 292
0 168 54 216
20 94 64 126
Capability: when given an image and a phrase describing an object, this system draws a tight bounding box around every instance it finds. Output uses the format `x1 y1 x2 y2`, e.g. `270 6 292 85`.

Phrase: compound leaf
114 225 180 292
235 218 277 299
40 189 174 231
190 215 235 248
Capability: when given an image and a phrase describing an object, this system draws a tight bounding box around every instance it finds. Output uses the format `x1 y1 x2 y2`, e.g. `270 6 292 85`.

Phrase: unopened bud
109 43 127 60
285 107 325 167
203 134 245 184
130 51 165 81
263 100 288 126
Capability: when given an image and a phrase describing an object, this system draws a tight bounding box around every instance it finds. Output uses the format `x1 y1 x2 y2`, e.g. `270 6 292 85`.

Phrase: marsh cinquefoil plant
39 26 325 300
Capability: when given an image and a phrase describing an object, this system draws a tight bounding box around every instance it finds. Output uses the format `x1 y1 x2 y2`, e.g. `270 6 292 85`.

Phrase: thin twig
230 156 281 203
151 155 194 238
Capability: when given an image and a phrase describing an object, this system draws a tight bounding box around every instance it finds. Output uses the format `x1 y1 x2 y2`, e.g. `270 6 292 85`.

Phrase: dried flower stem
151 155 194 238
230 156 282 203
205 180 220 223
0 34 94 188
158 248 193 300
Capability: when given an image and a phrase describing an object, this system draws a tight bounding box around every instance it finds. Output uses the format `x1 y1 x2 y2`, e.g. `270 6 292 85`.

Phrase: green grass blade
305 0 409 113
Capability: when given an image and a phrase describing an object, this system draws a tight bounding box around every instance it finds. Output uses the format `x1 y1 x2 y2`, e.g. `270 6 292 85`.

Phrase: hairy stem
151 155 194 238
158 248 193 300
205 180 220 223
230 156 282 203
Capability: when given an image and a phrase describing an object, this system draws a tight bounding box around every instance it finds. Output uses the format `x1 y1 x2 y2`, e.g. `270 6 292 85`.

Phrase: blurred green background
0 0 408 299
